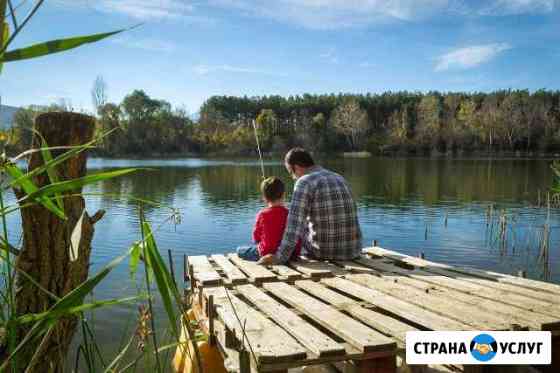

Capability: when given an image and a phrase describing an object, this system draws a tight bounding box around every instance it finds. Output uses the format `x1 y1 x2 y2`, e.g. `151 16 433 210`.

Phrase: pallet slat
203 287 307 364
321 277 472 331
236 284 346 357
289 257 342 277
227 254 278 282
211 254 247 284
294 280 418 345
263 282 396 354
270 264 303 281
188 255 222 286
349 265 560 331
366 246 560 298
355 255 559 317
345 273 522 331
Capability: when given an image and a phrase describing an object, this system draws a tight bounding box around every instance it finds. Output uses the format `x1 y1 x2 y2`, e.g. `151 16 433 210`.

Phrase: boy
237 177 301 261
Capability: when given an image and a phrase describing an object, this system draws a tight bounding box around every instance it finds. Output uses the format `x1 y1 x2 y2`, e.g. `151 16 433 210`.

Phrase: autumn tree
329 99 369 150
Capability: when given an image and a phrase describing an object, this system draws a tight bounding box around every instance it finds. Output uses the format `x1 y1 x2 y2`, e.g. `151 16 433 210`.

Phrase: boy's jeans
236 246 260 261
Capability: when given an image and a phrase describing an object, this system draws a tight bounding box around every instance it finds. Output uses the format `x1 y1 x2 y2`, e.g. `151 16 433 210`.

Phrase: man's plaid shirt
275 166 362 263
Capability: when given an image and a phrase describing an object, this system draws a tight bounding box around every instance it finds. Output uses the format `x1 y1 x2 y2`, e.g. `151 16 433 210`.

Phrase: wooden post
10 112 101 372
239 349 251 373
183 254 188 282
197 284 203 309
208 295 215 345
189 264 195 290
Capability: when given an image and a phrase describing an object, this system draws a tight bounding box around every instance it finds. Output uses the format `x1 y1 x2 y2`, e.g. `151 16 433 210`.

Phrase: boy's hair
261 176 284 202
285 148 315 168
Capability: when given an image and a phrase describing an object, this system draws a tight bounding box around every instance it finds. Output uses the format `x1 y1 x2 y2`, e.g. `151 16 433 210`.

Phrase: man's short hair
261 176 284 202
285 148 315 168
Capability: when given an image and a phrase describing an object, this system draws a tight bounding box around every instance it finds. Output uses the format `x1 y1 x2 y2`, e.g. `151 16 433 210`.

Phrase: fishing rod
252 119 266 179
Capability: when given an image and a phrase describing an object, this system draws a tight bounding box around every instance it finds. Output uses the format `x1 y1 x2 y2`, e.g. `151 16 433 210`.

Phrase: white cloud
479 0 554 16
209 0 451 29
193 64 285 76
320 48 340 64
98 0 193 19
435 43 512 71
55 0 194 20
111 37 178 52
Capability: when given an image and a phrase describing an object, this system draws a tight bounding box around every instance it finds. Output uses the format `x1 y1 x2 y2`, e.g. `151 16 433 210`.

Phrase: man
259 148 362 265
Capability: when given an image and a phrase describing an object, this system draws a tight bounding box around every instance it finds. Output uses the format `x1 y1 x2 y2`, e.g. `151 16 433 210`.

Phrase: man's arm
274 179 311 264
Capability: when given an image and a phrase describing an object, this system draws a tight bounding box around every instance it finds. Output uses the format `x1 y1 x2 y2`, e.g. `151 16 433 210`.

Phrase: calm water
4 157 560 358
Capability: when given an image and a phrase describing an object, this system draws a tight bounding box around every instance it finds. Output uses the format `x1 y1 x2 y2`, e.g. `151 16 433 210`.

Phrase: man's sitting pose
259 148 362 265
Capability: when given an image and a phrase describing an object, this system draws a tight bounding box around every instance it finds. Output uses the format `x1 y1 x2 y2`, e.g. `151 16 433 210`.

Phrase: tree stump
12 112 103 372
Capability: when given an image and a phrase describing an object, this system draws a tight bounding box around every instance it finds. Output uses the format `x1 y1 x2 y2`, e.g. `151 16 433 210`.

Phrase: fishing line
252 119 266 179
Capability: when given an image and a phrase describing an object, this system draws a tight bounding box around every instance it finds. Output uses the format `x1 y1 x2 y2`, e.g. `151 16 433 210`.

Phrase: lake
4 156 560 361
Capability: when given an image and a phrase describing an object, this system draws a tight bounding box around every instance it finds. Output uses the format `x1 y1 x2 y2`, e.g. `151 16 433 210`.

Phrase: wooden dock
185 246 560 373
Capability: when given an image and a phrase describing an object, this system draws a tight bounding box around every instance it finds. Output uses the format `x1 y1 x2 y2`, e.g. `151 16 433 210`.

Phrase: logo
470 334 497 362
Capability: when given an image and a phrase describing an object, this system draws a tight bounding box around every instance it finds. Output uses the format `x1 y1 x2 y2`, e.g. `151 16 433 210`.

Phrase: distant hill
0 105 19 130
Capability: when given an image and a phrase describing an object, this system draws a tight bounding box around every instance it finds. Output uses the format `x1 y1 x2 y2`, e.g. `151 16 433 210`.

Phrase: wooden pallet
185 247 560 373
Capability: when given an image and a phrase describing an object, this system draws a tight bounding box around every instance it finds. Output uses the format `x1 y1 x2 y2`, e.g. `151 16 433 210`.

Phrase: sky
2 0 560 115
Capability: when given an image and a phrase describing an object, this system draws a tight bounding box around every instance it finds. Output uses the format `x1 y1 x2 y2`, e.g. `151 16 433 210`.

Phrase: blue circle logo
470 334 497 362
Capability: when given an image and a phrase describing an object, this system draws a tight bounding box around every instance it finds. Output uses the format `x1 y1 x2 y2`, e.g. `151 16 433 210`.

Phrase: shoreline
89 150 560 161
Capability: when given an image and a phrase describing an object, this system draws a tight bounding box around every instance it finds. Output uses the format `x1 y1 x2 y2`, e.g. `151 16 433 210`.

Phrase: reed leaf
20 168 141 202
37 134 64 210
0 21 8 73
129 241 142 279
13 296 141 325
141 220 181 340
5 162 66 219
8 127 118 189
0 28 127 63
0 246 134 370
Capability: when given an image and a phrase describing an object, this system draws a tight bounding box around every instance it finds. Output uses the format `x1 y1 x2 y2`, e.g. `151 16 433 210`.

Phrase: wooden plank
368 272 560 332
345 274 525 331
294 280 418 345
188 255 222 286
263 282 396 354
192 296 395 372
211 254 247 284
321 277 473 331
269 264 302 281
288 257 341 277
236 284 345 357
355 255 560 318
366 246 560 297
336 260 378 273
227 253 278 282
203 286 307 364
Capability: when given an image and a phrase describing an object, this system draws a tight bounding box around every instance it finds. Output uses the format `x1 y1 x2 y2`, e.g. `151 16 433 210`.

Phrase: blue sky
2 0 559 114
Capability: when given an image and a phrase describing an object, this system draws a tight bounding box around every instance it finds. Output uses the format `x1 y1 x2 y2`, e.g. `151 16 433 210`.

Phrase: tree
329 99 369 150
11 106 35 150
91 75 108 115
416 94 443 150
255 109 278 150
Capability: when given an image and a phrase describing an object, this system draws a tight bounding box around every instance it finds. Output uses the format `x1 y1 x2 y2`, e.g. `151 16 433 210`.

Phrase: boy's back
254 205 301 257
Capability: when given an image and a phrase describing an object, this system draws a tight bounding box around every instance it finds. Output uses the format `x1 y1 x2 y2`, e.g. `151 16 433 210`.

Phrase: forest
7 87 560 157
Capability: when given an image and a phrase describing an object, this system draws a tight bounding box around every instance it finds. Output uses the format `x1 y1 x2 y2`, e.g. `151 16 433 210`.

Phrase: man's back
301 166 362 260
276 165 362 262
